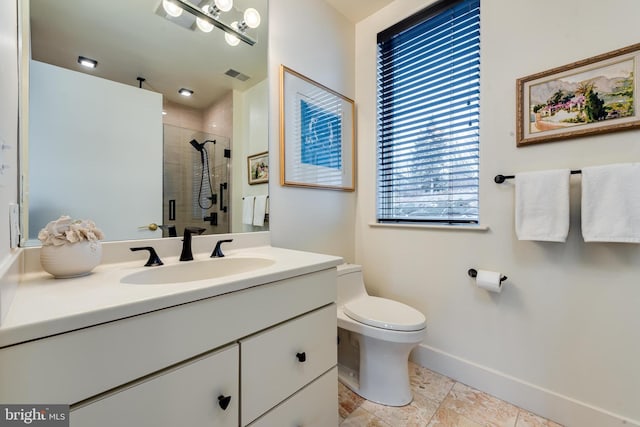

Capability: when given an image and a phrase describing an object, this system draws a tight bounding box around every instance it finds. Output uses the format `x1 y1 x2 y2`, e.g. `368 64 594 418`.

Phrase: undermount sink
121 257 275 285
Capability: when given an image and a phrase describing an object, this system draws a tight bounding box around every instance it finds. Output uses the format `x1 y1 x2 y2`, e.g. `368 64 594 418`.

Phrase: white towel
581 163 640 243
242 196 255 225
253 195 268 226
515 169 570 242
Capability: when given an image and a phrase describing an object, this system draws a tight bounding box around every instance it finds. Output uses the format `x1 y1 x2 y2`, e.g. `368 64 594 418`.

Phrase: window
376 0 480 225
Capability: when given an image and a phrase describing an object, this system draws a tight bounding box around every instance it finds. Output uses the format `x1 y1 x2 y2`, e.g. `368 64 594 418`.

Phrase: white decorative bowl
40 241 103 279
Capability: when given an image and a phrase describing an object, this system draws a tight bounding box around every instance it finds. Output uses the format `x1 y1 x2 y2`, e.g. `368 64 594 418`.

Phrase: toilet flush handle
296 352 306 363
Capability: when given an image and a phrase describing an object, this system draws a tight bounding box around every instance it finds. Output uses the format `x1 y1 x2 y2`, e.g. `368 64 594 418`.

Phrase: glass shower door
163 124 231 237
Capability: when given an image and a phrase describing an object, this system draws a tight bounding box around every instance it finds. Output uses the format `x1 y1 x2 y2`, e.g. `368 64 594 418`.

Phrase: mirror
20 0 269 245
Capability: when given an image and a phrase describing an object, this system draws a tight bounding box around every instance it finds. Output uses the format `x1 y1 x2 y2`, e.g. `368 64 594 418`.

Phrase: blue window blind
377 0 480 224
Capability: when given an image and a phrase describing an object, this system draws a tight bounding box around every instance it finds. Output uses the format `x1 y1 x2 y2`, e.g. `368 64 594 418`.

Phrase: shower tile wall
163 124 230 236
163 99 205 131
162 95 234 237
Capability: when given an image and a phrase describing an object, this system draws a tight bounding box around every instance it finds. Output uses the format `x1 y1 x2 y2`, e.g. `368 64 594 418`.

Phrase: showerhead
189 139 216 152
189 139 205 152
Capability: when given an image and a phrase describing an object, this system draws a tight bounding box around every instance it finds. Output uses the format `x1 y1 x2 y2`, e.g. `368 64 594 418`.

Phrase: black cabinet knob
218 395 231 410
296 352 306 363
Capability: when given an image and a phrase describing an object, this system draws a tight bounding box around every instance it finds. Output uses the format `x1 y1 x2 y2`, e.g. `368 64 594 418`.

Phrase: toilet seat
344 296 426 332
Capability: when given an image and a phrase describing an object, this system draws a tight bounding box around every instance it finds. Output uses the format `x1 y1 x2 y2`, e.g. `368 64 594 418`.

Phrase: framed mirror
19 0 269 246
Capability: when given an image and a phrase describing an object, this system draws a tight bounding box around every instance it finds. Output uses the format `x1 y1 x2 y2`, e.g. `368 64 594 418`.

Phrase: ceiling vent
225 68 250 81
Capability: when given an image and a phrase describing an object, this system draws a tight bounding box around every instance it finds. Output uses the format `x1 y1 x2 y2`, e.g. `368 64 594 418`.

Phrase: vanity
0 234 342 426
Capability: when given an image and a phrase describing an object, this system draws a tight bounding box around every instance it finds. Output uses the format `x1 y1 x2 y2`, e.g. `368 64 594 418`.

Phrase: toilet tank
336 264 368 304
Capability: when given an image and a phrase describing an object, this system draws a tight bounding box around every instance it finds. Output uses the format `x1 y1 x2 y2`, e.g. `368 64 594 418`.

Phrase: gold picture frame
247 151 269 185
279 65 356 191
516 43 640 146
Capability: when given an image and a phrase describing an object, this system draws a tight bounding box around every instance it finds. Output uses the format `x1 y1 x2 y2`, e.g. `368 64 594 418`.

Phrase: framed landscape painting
516 43 640 146
248 151 269 185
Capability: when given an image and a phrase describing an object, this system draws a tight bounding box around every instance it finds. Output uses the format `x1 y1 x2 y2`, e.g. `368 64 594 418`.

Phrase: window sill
368 222 490 232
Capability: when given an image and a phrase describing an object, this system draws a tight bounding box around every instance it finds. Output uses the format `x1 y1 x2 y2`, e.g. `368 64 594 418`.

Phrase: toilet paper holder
467 268 507 283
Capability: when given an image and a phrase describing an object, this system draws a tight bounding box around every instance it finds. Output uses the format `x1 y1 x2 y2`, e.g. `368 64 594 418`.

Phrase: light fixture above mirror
161 0 184 17
160 0 261 46
212 0 233 13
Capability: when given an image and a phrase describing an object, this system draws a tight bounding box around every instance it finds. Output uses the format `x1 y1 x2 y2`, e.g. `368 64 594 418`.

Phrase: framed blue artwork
279 65 355 191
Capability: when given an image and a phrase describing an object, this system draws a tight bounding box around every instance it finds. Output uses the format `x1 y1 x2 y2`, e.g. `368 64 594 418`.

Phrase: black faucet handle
130 246 164 267
211 239 233 258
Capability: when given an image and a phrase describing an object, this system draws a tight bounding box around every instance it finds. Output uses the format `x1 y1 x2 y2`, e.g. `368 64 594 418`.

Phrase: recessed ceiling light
77 56 98 69
178 88 194 97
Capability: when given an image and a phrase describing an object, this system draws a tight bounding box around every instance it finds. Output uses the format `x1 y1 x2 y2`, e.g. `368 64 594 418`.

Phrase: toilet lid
343 296 426 331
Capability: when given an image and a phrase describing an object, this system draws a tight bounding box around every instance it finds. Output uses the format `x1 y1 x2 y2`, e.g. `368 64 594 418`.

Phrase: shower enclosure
163 124 231 237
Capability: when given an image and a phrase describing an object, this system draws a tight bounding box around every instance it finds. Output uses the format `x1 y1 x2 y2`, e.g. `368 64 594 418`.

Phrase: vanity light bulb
162 0 183 17
225 22 240 46
196 17 214 33
214 0 233 12
243 8 260 29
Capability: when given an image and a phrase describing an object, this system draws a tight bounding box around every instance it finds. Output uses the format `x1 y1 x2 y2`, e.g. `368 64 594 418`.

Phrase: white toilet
336 264 426 406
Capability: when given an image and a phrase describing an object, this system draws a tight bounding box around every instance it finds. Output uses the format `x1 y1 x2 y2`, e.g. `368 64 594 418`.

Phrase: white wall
232 79 269 233
0 0 19 258
0 0 20 323
28 61 163 242
356 1 640 425
268 0 356 261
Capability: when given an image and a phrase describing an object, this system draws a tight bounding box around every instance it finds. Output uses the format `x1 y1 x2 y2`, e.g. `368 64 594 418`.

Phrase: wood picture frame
516 43 640 146
279 65 356 191
247 151 269 185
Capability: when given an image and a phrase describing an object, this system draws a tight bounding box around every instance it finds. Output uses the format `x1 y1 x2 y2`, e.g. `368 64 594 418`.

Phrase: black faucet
180 227 206 261
130 246 163 266
211 239 233 258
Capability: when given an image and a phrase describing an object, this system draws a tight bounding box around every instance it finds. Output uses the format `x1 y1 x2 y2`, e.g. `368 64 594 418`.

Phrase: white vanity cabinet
241 304 337 425
72 344 240 427
248 367 338 427
0 266 339 427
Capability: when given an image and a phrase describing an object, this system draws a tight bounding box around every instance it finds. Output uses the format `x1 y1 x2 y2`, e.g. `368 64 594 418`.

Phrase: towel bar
494 169 581 184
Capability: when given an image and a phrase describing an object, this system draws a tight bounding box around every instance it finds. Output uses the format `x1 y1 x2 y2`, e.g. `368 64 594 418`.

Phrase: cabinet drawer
248 367 338 427
71 344 239 427
240 304 337 425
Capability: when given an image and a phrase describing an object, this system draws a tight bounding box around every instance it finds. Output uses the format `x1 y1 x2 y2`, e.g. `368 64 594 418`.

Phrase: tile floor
338 362 563 427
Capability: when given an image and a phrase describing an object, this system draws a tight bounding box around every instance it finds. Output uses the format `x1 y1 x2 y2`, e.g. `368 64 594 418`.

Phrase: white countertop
0 245 342 348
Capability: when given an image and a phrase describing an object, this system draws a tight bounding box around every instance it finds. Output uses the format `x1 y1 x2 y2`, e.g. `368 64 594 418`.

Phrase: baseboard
410 344 639 427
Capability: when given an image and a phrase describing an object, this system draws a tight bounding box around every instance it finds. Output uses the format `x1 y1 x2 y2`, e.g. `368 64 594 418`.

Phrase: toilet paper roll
475 269 503 293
